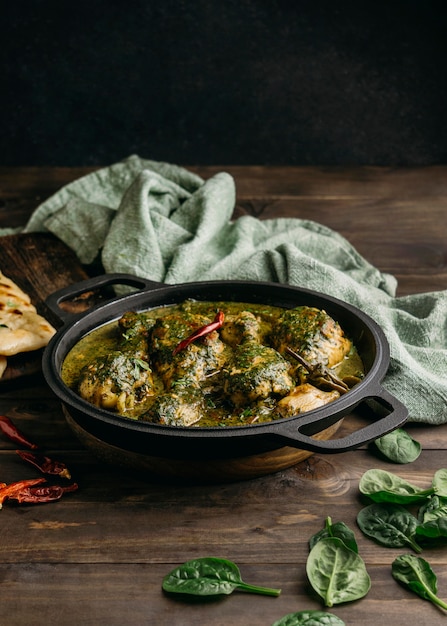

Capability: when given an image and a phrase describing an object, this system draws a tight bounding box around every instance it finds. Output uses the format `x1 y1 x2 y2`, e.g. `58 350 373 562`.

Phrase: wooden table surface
1 165 447 625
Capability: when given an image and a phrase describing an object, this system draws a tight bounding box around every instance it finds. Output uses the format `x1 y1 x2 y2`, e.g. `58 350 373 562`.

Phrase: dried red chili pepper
14 482 78 505
173 310 225 355
16 450 72 480
0 415 38 449
0 478 46 508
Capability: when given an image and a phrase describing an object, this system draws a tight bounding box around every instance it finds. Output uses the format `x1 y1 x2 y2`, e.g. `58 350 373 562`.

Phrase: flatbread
0 272 36 312
0 309 56 355
0 271 56 375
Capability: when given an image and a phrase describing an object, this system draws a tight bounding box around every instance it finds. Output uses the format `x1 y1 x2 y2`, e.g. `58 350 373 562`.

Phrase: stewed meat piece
149 310 226 388
220 310 266 347
223 341 294 407
78 311 155 414
276 383 340 418
141 383 206 427
78 352 154 414
272 306 352 369
117 311 155 359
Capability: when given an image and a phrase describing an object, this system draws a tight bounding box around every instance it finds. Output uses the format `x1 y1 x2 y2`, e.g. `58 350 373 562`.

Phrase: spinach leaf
432 468 447 497
373 428 421 464
272 610 345 625
309 516 358 553
392 554 447 610
306 537 370 607
417 517 447 539
162 557 281 597
418 495 447 523
415 494 447 539
359 468 434 504
418 495 438 522
357 503 422 552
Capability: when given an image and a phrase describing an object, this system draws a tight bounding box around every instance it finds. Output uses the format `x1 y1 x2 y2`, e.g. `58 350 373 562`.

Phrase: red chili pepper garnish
16 450 72 480
0 415 38 450
14 482 79 505
173 310 225 355
0 478 46 508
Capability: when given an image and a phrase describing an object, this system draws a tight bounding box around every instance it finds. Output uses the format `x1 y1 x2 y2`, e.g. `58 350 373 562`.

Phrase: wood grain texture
4 562 440 626
0 233 88 315
0 166 446 625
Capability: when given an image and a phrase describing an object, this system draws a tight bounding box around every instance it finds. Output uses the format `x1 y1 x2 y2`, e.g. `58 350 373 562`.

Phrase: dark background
2 0 447 166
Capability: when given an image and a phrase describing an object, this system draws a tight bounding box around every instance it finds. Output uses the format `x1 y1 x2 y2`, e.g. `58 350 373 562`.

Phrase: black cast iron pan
42 274 408 477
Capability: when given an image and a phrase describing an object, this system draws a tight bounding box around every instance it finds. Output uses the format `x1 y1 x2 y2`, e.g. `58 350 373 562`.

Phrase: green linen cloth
3 155 447 424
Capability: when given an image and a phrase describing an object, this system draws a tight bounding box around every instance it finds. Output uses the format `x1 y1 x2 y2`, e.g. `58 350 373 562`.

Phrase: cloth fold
3 155 447 424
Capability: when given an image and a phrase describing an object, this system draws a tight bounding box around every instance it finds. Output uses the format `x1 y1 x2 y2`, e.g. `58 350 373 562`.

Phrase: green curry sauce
61 301 364 427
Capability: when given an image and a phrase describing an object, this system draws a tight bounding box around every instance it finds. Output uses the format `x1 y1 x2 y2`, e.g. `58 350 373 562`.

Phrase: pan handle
45 273 163 323
271 386 408 453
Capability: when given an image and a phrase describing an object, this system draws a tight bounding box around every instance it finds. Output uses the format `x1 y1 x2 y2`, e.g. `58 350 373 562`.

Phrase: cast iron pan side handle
271 387 408 453
45 273 163 323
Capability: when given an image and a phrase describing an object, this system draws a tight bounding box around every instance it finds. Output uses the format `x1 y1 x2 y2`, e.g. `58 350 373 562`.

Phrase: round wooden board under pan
64 407 343 483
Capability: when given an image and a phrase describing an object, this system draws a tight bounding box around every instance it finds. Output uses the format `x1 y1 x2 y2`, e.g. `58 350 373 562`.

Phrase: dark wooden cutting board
1 233 90 380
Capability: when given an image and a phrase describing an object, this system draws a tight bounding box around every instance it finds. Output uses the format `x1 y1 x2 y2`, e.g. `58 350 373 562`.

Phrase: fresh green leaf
272 610 345 625
162 557 281 597
309 517 358 553
359 468 434 504
133 358 151 371
357 503 422 552
415 494 447 539
132 357 151 378
306 537 370 607
417 517 447 539
373 428 421 464
416 496 447 539
432 469 447 497
392 554 447 610
418 495 447 523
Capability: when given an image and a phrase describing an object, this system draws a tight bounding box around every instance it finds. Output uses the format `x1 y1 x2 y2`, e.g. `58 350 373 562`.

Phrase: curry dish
61 300 364 427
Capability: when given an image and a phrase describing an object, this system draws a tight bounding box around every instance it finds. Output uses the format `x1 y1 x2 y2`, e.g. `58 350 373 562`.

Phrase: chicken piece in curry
223 341 294 406
148 310 226 389
272 306 352 369
76 311 155 414
276 383 341 418
62 300 364 427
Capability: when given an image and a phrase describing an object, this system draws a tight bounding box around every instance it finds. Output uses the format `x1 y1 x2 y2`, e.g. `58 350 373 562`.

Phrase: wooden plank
1 561 437 626
235 195 447 241
1 447 446 564
3 164 447 222
0 167 93 228
233 195 447 295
